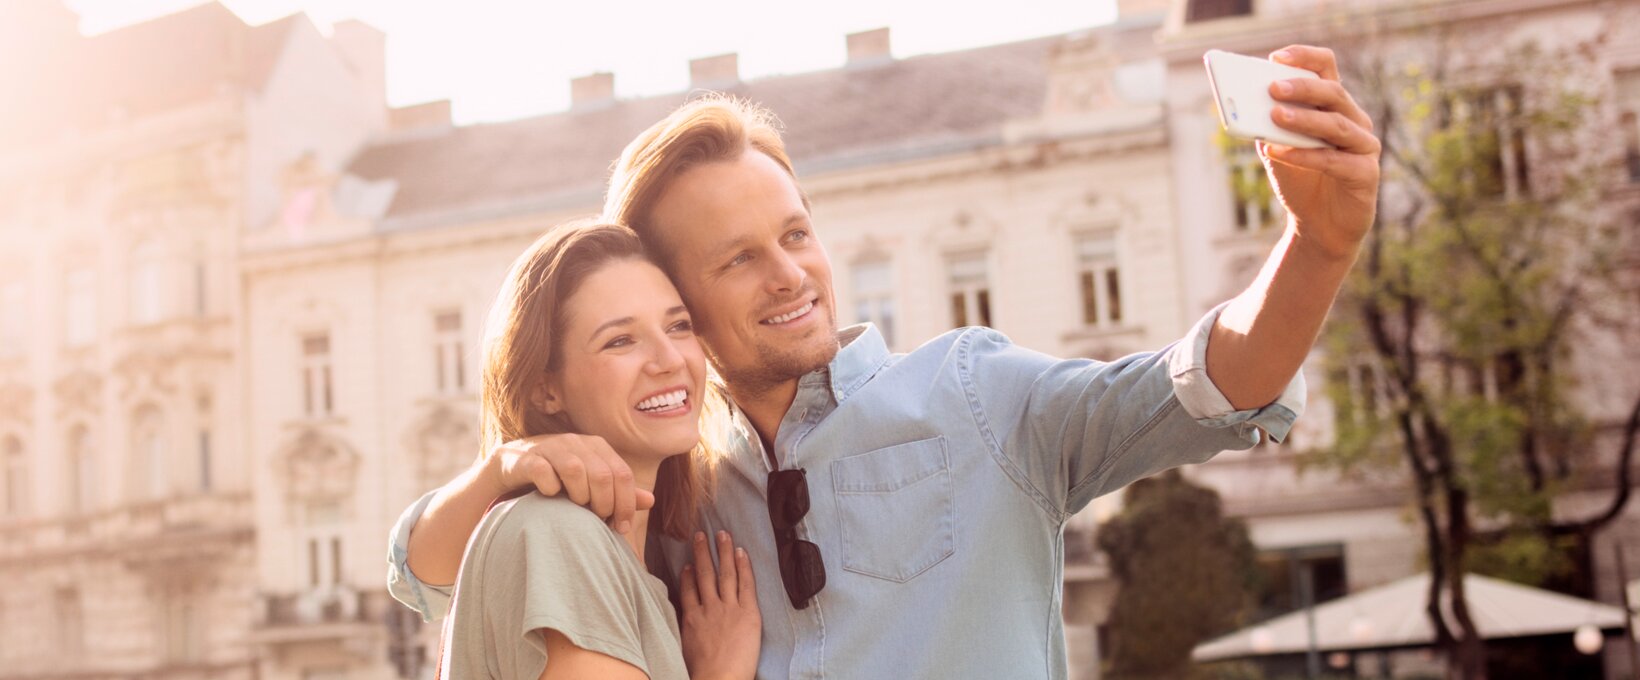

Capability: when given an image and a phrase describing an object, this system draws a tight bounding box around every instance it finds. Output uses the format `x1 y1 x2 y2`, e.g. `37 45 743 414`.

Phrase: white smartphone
1203 49 1333 150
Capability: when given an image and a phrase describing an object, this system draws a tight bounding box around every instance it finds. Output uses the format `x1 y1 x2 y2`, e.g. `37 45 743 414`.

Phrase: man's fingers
578 444 616 520
715 531 738 608
691 531 719 604
1271 106 1379 156
592 438 637 533
521 455 563 497
1269 78 1373 132
1262 144 1379 189
550 452 591 507
1270 45 1339 82
636 488 656 512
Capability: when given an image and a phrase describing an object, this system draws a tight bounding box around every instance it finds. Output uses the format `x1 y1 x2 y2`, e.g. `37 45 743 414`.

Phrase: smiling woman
436 219 762 680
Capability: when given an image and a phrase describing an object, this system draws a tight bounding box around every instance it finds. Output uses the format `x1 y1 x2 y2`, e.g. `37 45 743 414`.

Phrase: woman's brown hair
477 218 722 539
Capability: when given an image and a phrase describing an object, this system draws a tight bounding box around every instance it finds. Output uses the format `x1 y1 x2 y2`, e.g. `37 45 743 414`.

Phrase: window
3 436 26 518
194 258 207 317
947 252 992 328
64 269 96 347
129 239 164 325
1187 0 1252 22
1618 70 1640 183
54 588 82 655
302 333 334 416
132 406 166 500
1227 143 1280 231
1075 232 1123 327
1449 86 1530 198
433 311 464 394
0 280 25 356
198 429 212 492
68 426 95 514
1623 112 1640 183
1255 544 1347 621
304 501 345 589
851 260 896 346
163 597 202 662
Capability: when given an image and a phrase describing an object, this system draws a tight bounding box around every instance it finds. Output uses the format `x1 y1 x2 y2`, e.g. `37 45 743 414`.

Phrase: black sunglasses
767 468 826 609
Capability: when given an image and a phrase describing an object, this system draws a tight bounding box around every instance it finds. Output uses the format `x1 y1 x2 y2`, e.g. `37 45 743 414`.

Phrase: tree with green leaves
1301 19 1640 680
1098 469 1261 679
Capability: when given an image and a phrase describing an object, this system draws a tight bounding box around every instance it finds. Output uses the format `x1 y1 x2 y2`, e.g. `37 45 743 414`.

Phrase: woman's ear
531 376 565 416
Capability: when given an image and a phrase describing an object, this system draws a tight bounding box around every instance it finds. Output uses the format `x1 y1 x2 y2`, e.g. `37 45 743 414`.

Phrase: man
389 45 1379 678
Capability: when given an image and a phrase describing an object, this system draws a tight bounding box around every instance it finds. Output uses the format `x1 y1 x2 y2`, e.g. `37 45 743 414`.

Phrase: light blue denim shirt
387 302 1304 679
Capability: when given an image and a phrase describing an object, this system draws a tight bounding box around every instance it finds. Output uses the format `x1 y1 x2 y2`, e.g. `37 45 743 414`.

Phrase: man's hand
680 531 762 680
482 434 655 534
1262 45 1381 260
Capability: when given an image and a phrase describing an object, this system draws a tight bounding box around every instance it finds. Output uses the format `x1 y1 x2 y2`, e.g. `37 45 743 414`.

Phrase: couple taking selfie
385 44 1383 679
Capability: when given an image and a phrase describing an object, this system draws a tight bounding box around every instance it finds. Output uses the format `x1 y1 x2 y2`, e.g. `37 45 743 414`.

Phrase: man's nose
764 250 805 293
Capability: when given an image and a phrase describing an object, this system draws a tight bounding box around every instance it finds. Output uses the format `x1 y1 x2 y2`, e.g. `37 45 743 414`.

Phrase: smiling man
389 45 1380 679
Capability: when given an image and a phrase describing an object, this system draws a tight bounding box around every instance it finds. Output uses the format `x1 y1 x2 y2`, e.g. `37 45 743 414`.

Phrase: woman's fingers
691 531 719 605
735 545 756 605
715 531 738 608
679 564 700 612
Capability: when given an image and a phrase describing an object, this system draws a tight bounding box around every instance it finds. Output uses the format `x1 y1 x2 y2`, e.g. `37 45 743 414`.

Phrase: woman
434 220 759 679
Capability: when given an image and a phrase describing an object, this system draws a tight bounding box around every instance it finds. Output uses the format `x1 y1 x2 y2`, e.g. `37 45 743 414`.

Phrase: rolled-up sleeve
1168 301 1306 444
386 489 454 622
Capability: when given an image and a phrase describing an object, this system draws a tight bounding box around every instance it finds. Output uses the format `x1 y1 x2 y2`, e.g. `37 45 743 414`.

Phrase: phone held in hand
1203 49 1333 150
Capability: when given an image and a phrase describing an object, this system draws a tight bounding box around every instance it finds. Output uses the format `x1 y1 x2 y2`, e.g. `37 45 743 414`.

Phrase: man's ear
531 376 565 416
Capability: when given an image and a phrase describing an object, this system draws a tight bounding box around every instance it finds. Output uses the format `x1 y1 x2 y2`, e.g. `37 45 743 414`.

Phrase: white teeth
762 301 814 325
637 389 687 412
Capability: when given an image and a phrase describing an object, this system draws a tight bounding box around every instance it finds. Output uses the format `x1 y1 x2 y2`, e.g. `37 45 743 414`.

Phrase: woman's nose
647 336 686 374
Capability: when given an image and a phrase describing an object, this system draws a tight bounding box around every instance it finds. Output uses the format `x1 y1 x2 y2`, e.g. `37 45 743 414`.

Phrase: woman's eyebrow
589 316 633 338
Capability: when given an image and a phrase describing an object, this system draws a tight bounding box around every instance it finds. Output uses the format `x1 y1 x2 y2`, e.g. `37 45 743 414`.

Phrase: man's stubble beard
709 304 841 399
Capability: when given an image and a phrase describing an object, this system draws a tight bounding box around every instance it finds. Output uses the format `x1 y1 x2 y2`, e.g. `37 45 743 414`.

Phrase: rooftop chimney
689 53 740 90
846 28 892 67
389 100 451 132
1116 0 1171 19
570 72 614 110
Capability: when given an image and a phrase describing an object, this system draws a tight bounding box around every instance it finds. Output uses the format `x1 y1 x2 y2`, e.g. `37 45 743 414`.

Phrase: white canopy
1193 572 1630 662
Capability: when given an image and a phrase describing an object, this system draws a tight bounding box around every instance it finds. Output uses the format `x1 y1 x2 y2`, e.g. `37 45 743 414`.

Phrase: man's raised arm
1205 45 1381 410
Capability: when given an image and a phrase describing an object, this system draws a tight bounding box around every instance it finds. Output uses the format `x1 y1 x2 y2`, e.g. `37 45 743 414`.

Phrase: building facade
4 0 1639 678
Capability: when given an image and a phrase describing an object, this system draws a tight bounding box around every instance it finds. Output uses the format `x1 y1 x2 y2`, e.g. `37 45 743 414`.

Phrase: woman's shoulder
469 493 634 573
481 493 615 543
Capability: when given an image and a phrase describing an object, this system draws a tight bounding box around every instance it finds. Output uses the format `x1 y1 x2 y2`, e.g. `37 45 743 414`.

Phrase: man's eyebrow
589 316 634 339
704 212 811 260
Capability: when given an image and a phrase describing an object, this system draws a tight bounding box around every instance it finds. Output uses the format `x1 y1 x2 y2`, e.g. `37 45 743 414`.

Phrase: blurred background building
0 0 1636 678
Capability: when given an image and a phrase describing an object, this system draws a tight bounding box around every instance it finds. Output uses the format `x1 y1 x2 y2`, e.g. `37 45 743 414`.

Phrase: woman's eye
602 335 633 350
669 319 694 334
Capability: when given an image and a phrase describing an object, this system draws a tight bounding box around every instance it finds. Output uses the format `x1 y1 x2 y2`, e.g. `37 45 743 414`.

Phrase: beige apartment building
4 0 1640 678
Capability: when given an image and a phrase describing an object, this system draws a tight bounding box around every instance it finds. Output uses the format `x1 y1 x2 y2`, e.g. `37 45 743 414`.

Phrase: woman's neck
622 460 660 561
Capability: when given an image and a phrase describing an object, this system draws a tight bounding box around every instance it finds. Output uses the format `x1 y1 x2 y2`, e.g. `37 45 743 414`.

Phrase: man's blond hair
603 95 808 245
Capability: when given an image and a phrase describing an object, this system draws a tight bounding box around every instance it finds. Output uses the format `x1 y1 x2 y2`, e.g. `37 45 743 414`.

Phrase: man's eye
602 335 633 349
787 229 809 243
727 253 750 267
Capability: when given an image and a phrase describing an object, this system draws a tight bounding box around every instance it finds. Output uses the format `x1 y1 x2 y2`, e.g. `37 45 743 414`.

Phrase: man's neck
728 378 800 467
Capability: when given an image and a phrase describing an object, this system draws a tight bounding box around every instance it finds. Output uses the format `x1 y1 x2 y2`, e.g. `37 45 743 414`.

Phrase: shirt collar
823 322 891 404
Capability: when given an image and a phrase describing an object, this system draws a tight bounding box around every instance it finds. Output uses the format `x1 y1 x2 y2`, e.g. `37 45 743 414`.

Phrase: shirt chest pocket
830 436 955 583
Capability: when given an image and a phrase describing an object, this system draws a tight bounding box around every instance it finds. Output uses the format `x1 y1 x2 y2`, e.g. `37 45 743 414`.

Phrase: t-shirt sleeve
450 495 655 680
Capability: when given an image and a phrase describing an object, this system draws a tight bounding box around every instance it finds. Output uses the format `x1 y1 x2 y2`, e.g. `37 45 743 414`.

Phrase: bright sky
64 0 1118 124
